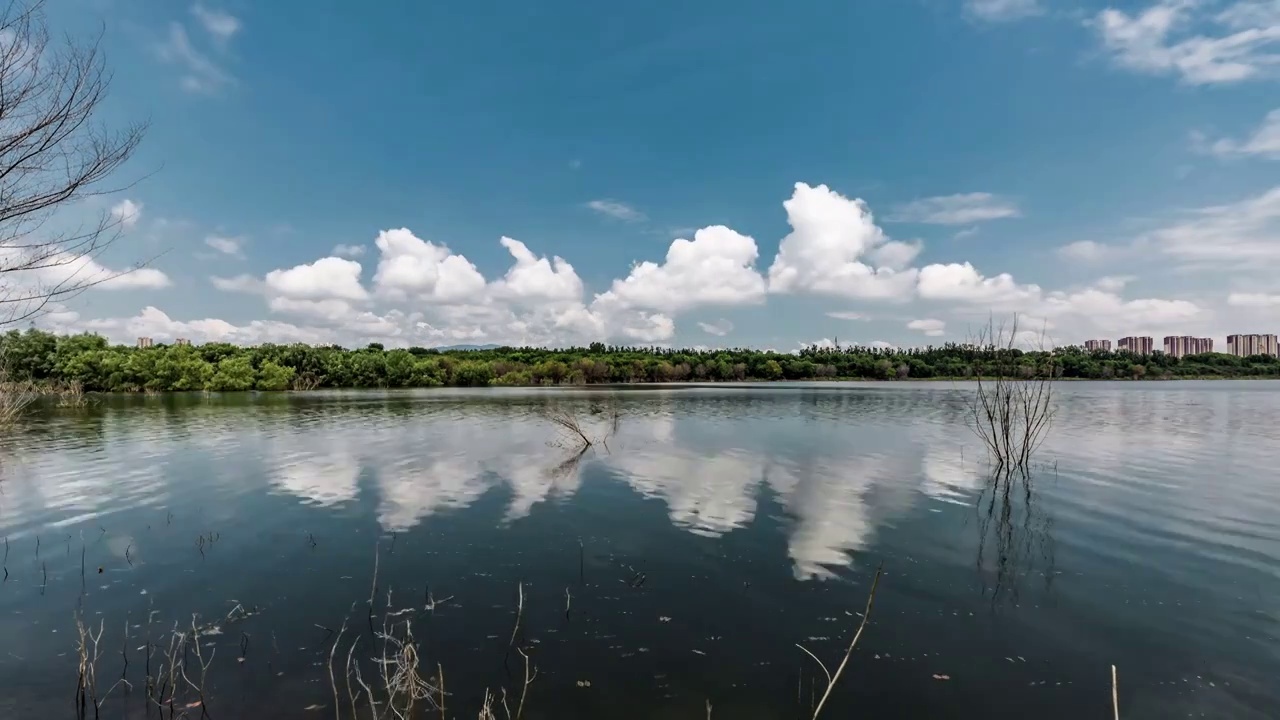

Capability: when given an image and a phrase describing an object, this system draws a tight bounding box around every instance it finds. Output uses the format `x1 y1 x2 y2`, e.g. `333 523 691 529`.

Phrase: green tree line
1 329 1277 392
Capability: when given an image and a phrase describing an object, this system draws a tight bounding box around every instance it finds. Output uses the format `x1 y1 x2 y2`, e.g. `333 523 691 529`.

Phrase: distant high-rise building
136 337 153 349
1226 334 1279 358
1084 339 1112 352
174 338 192 347
1162 336 1213 358
1117 336 1154 355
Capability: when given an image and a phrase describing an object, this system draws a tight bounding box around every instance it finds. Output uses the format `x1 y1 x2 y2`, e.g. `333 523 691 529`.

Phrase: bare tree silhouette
966 315 1056 478
0 0 148 327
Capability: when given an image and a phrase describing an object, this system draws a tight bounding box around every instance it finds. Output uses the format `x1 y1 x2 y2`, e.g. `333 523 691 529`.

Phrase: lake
0 382 1277 719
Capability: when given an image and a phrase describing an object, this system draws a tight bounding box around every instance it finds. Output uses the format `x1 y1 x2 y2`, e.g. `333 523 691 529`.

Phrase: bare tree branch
0 0 148 327
965 314 1057 479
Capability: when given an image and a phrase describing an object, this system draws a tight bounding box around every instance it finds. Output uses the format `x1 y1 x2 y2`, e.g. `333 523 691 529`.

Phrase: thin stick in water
1112 664 1119 720
515 647 537 720
368 542 380 606
803 564 883 720
345 636 360 720
506 582 524 654
328 621 346 720
437 662 445 720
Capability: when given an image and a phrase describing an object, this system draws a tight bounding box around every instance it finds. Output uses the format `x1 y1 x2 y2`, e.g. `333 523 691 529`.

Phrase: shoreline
17 374 1280 397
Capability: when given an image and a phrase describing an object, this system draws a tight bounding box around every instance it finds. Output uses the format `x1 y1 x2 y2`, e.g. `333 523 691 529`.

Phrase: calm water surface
0 382 1277 719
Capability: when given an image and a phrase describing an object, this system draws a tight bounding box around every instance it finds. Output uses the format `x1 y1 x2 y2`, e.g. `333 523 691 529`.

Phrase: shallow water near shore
0 381 1277 719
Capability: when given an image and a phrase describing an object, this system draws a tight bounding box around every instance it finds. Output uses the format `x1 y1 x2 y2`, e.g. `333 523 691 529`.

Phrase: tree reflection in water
974 463 1056 604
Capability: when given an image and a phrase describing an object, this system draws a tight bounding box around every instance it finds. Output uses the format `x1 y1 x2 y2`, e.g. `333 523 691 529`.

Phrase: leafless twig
514 647 537 720
797 565 883 719
966 315 1056 479
0 0 150 328
544 406 593 450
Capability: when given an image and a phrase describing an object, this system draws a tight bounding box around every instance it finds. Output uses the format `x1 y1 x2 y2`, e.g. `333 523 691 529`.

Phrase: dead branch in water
966 315 1056 479
545 406 593 450
543 400 623 456
514 647 537 720
795 565 883 720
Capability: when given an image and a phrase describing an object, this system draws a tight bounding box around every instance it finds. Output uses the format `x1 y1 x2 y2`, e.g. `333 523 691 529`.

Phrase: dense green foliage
1 329 1277 391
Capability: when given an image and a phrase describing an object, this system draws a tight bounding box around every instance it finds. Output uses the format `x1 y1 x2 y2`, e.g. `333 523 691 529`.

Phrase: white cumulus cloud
917 262 1041 304
768 182 919 301
50 178 1261 351
490 237 584 304
600 225 767 313
266 257 368 302
371 228 486 303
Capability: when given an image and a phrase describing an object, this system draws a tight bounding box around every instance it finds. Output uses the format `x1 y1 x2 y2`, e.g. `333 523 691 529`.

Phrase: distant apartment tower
174 338 192 347
1084 339 1111 352
1227 333 1280 358
136 337 154 349
1117 336 1154 355
1163 335 1212 358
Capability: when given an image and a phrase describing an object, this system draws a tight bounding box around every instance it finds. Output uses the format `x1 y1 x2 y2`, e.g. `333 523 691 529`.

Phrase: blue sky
33 0 1280 349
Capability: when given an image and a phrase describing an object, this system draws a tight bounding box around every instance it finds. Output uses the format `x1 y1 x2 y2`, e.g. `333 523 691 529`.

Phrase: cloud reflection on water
3 383 1279 587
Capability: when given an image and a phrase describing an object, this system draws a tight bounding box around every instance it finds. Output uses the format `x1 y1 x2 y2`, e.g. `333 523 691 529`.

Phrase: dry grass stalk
74 613 134 719
476 689 498 720
136 614 221 718
0 371 37 426
292 374 322 391
330 620 348 720
795 565 883 720
966 315 1056 478
54 379 91 408
74 614 102 719
181 615 215 718
345 637 361 720
374 601 441 720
